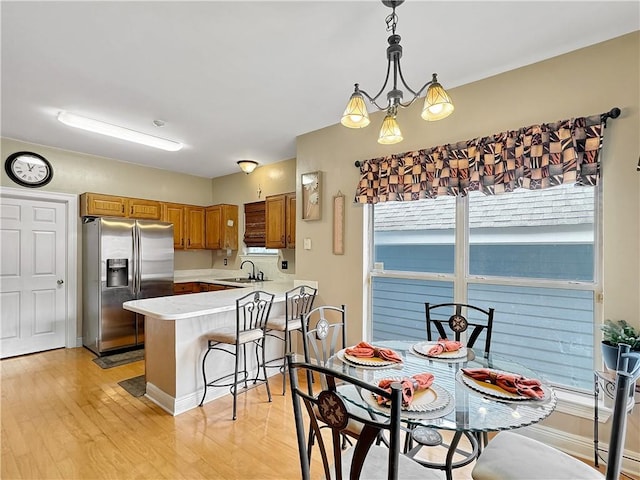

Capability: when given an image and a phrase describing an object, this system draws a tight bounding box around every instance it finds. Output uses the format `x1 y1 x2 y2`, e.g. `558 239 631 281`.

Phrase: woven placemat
92 349 144 369
118 375 146 397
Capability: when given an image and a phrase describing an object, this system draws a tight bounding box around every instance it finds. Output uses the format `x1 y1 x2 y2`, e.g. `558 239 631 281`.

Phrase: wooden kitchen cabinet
173 282 196 295
161 203 205 250
128 198 161 219
80 192 127 217
161 203 186 249
80 192 160 219
265 192 296 249
185 206 206 249
205 204 238 250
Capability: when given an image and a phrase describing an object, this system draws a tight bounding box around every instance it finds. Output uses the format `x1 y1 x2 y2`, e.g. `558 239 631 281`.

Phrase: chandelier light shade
340 0 454 145
341 88 370 128
378 113 403 145
237 160 259 174
57 111 183 151
422 75 455 121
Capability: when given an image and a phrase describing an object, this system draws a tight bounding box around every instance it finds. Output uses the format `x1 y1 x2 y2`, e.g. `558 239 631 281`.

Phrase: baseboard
146 365 285 416
521 424 640 476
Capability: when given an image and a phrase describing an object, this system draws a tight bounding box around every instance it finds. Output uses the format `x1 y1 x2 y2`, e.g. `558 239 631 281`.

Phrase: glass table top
326 340 557 433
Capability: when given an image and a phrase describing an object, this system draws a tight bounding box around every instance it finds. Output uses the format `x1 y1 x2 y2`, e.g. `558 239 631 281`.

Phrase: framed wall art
301 171 321 221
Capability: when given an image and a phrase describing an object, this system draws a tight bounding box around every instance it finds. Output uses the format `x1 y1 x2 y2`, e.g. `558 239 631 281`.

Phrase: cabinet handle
188 239 191 246
281 235 285 244
122 205 125 213
287 235 291 243
130 206 134 215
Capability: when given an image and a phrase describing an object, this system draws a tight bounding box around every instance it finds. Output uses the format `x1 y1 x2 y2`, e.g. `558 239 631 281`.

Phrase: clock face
5 152 53 188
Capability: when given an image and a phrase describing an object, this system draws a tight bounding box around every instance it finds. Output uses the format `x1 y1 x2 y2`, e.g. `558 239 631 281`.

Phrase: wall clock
4 151 53 188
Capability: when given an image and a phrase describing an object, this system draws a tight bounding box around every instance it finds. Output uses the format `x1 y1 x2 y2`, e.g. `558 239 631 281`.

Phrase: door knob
57 279 64 285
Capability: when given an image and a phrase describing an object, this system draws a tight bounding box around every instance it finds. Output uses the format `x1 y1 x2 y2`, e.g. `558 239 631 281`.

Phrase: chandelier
341 0 454 145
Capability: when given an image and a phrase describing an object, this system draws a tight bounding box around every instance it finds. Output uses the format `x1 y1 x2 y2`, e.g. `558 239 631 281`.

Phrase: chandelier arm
366 58 394 107
396 62 419 98
358 88 391 111
413 78 437 98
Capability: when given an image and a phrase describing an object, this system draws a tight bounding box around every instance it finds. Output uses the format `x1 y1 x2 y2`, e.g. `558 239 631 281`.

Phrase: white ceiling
2 1 638 179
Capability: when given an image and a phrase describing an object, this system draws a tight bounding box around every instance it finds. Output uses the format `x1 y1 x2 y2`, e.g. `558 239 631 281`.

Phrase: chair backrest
236 290 274 335
606 344 640 480
301 305 347 368
286 354 403 480
285 284 318 326
425 302 495 356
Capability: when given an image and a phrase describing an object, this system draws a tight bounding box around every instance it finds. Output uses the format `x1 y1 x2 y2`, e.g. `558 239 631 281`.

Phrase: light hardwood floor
0 347 613 480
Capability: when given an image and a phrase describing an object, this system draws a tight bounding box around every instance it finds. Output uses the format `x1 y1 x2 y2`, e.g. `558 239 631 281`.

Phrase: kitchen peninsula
123 279 297 415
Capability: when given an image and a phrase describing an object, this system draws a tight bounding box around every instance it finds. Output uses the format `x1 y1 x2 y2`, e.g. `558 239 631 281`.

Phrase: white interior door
1 196 67 358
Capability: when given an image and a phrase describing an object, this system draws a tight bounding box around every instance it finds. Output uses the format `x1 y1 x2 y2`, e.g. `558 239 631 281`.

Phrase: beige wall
296 32 640 456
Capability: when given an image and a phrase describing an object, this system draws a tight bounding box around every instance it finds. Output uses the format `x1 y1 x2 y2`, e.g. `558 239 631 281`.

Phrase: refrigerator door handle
133 225 140 295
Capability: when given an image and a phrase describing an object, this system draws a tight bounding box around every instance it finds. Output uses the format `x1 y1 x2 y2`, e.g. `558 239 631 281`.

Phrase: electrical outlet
281 260 288 270
223 258 227 266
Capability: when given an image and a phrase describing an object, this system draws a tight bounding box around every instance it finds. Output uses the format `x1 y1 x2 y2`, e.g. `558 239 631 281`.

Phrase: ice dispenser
106 258 128 287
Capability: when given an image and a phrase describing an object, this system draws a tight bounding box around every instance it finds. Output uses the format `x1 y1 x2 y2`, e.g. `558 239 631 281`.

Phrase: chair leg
199 346 211 407
282 330 290 395
261 337 272 402
231 345 241 420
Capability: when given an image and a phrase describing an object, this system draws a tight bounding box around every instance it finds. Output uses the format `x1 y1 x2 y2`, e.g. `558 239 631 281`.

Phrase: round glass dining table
326 340 557 480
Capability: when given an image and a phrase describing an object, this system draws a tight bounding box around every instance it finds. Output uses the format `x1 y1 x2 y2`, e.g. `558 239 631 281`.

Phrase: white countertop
123 280 295 320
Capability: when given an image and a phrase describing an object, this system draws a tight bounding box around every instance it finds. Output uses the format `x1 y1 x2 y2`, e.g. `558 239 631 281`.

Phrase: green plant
600 319 640 350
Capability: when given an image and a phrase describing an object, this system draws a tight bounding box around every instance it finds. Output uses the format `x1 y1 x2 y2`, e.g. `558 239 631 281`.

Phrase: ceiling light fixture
237 160 259 174
57 111 183 152
341 0 454 145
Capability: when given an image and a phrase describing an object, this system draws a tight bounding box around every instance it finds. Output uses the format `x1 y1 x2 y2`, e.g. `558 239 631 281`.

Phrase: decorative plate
364 378 451 413
412 341 468 359
457 370 551 402
338 348 402 368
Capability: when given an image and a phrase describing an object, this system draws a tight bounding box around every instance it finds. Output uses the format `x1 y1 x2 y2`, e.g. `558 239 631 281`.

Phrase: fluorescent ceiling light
57 111 183 152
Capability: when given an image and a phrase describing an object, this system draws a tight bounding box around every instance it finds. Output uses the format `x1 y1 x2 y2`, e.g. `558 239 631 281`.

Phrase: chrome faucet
240 260 256 280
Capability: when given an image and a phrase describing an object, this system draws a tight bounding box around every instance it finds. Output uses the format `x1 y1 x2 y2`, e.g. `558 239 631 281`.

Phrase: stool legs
199 339 270 420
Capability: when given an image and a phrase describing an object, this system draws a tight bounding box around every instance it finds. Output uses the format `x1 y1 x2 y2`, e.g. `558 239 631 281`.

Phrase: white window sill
555 389 612 422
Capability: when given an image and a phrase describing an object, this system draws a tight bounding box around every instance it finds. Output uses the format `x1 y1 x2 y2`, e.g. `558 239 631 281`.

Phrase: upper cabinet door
185 207 205 249
80 193 127 217
265 194 286 249
161 203 185 249
205 205 222 249
286 194 296 248
128 198 161 220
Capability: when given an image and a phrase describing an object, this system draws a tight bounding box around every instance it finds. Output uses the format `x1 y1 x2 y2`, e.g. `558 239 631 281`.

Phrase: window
369 183 600 392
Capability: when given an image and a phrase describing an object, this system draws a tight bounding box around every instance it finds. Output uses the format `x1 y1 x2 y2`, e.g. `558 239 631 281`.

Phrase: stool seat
267 315 302 332
208 327 263 345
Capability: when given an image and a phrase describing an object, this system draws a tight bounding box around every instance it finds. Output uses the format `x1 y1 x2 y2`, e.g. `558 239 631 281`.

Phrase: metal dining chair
265 284 317 394
405 302 496 480
471 344 640 480
198 290 274 420
286 354 444 480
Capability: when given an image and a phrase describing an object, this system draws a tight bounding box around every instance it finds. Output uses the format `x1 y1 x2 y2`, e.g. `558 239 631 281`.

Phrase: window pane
468 283 594 391
469 185 594 281
374 197 456 273
372 277 453 341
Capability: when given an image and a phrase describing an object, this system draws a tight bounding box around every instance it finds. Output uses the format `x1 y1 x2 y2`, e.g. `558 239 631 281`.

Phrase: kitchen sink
217 277 270 284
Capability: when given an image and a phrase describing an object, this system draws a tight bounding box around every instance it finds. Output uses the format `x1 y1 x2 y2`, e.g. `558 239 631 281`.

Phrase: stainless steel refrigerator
82 217 174 355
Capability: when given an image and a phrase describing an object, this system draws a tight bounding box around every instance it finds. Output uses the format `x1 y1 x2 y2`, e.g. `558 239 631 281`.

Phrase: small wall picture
301 171 321 220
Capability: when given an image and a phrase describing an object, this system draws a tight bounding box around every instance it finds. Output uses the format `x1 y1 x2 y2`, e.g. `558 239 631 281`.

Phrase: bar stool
265 284 317 394
198 290 274 420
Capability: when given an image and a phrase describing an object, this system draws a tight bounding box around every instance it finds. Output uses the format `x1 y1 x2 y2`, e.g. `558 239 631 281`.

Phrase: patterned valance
354 115 606 204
